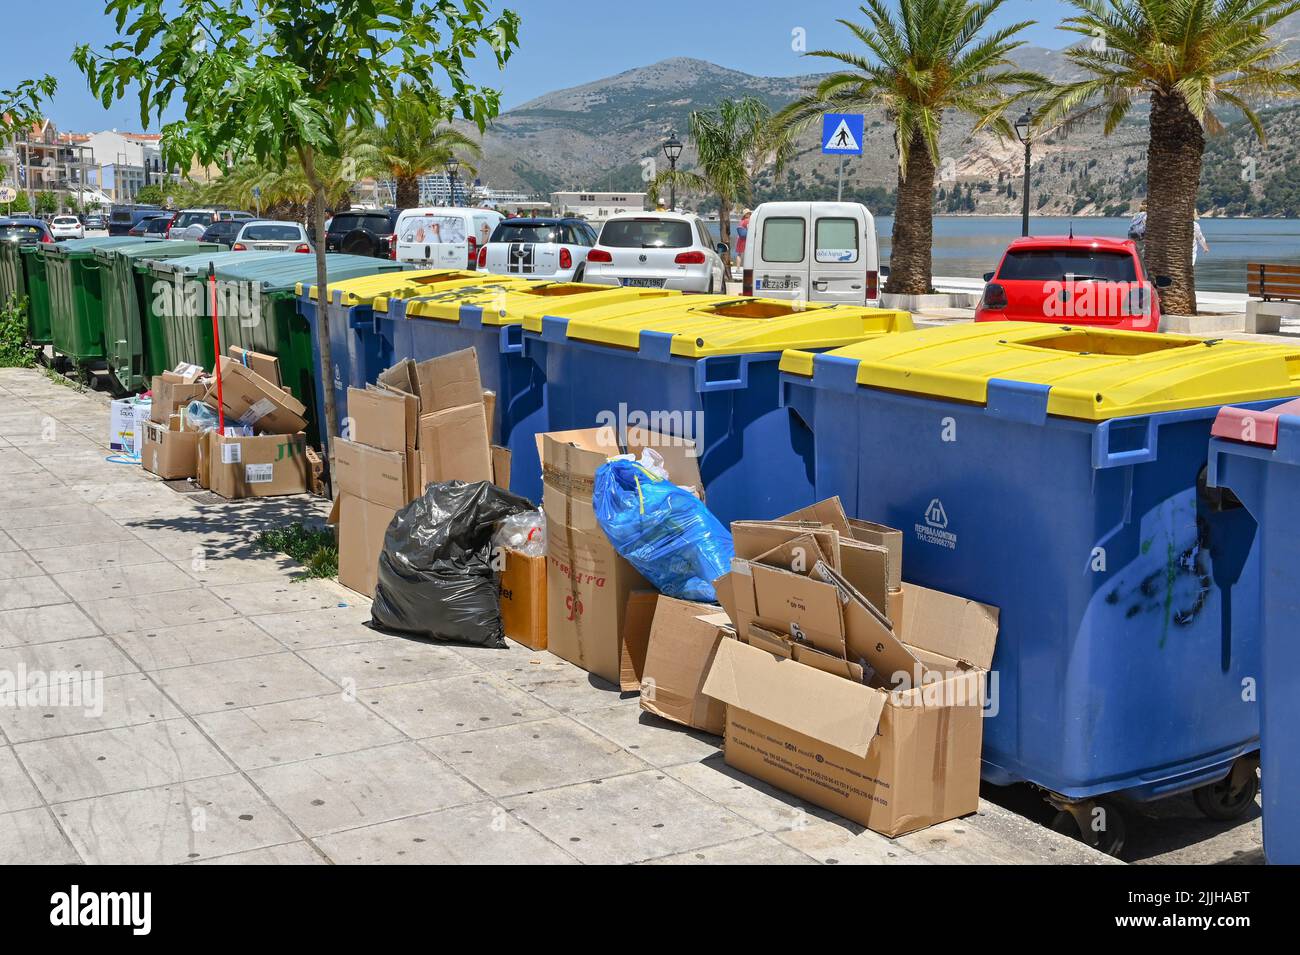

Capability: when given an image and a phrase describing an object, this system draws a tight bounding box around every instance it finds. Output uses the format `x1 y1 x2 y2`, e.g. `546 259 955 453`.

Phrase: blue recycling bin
780 322 1300 820
520 294 913 528
1209 398 1300 864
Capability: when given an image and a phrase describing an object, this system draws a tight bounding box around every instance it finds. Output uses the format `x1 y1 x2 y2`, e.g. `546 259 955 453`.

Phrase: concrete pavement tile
53 774 300 865
665 756 841 832
0 575 68 612
0 672 182 743
79 588 238 633
15 717 233 803
249 741 483 836
0 808 81 864
0 551 44 580
210 579 358 616
504 769 760 865
0 503 111 529
449 639 553 672
127 526 249 561
0 602 101 648
316 801 577 865
298 638 481 691
51 562 199 602
8 520 138 550
0 471 66 492
0 635 136 678
195 841 326 865
28 538 167 575
775 819 924 864
195 693 405 770
111 618 283 672
249 606 379 650
0 529 19 552
0 449 42 474
496 661 627 715
646 833 820 865
0 747 42 813
574 703 721 769
360 672 554 739
421 716 646 797
176 552 304 586
150 653 340 715
0 487 99 512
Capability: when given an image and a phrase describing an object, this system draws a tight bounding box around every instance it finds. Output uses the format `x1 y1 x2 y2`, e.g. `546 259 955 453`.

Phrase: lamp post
1014 107 1034 237
445 157 460 207
662 131 683 211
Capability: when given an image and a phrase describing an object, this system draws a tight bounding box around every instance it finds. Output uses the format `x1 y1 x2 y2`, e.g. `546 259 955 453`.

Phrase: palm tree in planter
777 0 1041 296
375 85 482 209
1036 0 1300 315
648 97 793 273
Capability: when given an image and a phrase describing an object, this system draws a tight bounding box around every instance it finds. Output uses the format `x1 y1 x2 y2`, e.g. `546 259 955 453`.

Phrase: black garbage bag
370 480 533 648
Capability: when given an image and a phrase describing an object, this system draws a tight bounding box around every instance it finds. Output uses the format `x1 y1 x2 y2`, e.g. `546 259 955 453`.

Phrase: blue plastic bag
593 455 734 602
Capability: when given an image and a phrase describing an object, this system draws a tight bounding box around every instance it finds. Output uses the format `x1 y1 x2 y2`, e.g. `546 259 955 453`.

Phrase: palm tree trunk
719 196 732 278
885 129 936 296
1144 91 1204 315
396 176 419 209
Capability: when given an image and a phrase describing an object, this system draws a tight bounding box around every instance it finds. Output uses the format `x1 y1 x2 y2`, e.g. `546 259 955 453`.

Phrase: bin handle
501 323 523 354
696 354 749 392
1093 417 1159 469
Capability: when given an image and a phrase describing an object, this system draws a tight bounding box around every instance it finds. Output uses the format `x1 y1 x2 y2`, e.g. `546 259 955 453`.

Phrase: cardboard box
491 445 511 490
419 404 492 486
206 357 307 435
206 431 310 499
141 421 199 480
169 362 205 384
639 597 729 735
346 386 417 454
541 427 700 684
703 582 999 836
619 590 660 691
377 359 419 403
414 348 482 414
499 549 547 650
337 493 398 597
150 375 206 424
333 438 407 509
228 346 281 387
109 398 152 454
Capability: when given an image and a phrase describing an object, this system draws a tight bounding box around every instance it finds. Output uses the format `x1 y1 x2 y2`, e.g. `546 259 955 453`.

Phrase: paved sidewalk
0 367 1115 865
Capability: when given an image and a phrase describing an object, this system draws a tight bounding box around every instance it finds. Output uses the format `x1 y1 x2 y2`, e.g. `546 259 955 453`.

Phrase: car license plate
759 276 797 291
620 277 665 288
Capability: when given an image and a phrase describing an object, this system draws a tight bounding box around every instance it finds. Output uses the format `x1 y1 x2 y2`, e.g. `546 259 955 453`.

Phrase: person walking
1128 200 1148 263
1192 210 1210 267
736 208 751 259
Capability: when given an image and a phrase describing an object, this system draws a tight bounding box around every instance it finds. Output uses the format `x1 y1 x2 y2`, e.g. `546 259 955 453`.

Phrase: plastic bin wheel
1049 798 1127 857
1192 755 1260 821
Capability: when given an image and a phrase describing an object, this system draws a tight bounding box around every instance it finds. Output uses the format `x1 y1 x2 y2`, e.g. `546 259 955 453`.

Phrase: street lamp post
445 157 460 207
1014 108 1034 237
662 131 683 211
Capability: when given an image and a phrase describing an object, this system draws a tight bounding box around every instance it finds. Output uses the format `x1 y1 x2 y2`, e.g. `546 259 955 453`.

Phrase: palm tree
647 97 793 272
777 0 1041 295
1036 0 1300 315
374 86 482 208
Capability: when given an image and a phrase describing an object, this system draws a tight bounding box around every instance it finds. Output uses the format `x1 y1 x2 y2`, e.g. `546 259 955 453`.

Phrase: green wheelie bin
43 236 163 373
98 240 220 393
141 250 254 373
0 233 54 347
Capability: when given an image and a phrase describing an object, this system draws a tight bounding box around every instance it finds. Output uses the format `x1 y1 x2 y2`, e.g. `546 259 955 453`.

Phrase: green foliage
254 522 338 580
0 75 57 133
8 191 31 213
35 191 58 214
134 185 165 206
373 84 483 189
0 296 35 368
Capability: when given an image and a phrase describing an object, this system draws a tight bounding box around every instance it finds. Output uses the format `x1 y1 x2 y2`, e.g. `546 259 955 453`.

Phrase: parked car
974 235 1168 331
0 216 54 245
49 214 85 241
583 212 727 292
199 220 244 250
231 220 312 252
169 208 254 241
84 214 106 230
108 203 163 236
325 208 399 257
393 206 503 268
476 217 598 281
741 201 883 304
127 214 173 238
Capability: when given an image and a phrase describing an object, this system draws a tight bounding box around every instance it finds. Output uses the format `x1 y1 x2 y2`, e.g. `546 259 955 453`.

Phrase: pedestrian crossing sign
822 113 864 155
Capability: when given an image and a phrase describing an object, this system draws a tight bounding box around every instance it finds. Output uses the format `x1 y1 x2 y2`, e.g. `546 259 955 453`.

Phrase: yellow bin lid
403 282 678 326
780 322 1300 419
522 295 914 357
296 269 501 305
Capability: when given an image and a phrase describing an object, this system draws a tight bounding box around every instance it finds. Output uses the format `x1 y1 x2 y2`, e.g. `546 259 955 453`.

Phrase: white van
741 201 882 304
393 207 504 269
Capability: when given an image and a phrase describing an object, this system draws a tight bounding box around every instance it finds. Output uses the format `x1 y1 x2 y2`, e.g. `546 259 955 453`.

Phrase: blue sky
8 0 1076 132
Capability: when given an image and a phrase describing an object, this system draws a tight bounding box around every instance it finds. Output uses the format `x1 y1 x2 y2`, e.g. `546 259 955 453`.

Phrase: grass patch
254 522 338 580
0 295 36 369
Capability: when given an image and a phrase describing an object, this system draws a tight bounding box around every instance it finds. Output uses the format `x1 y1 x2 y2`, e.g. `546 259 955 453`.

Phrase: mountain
466 50 1300 218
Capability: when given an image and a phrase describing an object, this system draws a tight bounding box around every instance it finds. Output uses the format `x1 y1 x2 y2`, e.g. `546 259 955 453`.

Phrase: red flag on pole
208 262 225 435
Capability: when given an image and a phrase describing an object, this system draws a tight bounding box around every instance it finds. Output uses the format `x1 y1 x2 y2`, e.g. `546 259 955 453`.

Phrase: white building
551 191 646 222
81 130 173 202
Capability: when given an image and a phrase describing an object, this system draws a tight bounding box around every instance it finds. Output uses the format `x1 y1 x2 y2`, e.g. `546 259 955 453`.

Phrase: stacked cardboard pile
333 347 508 596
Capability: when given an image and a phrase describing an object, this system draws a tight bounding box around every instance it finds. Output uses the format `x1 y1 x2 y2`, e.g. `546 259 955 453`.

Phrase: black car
199 220 244 249
325 209 399 257
128 214 173 238
0 216 54 245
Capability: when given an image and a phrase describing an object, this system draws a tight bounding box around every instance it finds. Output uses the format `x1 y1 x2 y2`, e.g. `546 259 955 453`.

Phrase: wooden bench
1248 263 1300 302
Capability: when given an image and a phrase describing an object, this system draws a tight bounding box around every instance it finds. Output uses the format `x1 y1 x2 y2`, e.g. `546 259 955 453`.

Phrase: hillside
466 50 1300 218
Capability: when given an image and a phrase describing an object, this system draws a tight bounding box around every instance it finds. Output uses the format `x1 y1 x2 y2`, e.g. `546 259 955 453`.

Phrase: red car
974 235 1169 331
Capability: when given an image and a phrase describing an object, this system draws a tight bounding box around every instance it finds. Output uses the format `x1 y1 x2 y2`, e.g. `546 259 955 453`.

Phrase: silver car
582 212 727 293
231 220 312 253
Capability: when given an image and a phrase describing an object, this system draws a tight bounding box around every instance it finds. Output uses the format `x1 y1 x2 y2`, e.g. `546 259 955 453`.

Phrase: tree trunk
300 147 338 460
395 175 418 210
1144 91 1204 315
719 196 732 281
884 129 936 296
